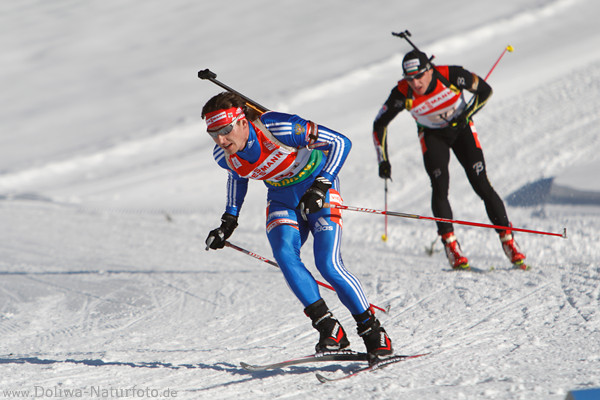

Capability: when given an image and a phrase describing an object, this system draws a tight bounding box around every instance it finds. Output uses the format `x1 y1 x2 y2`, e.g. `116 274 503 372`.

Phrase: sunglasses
405 69 427 81
207 115 243 138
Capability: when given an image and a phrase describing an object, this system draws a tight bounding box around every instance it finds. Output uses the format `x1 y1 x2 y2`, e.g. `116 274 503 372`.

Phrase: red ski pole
326 203 567 239
224 241 389 313
485 45 514 81
463 45 515 120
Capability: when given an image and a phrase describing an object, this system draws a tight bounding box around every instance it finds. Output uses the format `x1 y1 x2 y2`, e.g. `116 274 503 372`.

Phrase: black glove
450 115 469 129
378 160 391 179
297 176 331 220
205 213 238 250
450 107 474 129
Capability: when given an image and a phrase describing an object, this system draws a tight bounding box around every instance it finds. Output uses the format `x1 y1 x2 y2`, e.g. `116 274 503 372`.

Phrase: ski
445 263 531 273
482 262 531 272
240 349 368 371
463 266 495 273
315 353 429 383
444 266 493 273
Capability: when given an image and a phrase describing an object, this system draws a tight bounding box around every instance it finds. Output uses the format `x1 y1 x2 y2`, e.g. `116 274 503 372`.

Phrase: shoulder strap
251 119 297 153
433 67 461 95
405 86 413 110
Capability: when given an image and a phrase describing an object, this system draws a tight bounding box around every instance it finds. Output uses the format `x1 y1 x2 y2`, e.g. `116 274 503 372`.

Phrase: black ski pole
198 69 270 114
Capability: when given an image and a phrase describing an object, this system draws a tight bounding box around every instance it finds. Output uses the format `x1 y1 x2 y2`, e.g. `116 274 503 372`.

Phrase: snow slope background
1 0 600 399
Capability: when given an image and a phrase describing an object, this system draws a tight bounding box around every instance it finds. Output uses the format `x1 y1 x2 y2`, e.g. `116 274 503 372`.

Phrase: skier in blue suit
203 91 392 360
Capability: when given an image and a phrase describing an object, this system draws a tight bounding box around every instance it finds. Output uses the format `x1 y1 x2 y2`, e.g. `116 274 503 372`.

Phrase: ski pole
461 44 514 120
325 203 567 239
381 179 389 242
224 241 389 313
485 45 514 81
198 69 270 115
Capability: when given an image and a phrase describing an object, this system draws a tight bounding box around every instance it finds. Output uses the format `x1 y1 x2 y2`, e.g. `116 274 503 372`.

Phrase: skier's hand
450 106 474 130
205 213 238 250
450 115 469 129
378 160 391 179
297 176 331 220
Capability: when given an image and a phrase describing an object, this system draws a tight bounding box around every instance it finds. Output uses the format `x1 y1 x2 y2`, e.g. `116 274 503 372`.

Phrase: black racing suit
372 65 510 235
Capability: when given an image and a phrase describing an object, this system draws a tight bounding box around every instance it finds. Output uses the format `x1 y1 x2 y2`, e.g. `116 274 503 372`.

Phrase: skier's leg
453 123 526 266
452 122 509 229
266 203 320 307
421 131 454 235
309 188 370 315
309 188 393 358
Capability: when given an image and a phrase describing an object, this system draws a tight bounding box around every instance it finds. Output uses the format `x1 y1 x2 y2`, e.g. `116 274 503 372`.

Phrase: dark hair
202 92 261 121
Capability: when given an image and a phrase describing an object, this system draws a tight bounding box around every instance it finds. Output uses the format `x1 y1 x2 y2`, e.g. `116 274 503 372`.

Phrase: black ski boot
305 299 350 353
354 309 393 363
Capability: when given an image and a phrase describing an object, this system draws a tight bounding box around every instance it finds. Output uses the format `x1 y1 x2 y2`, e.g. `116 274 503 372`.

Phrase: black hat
402 50 431 77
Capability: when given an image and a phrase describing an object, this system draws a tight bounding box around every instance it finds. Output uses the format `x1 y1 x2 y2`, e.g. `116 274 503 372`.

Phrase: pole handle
205 236 214 251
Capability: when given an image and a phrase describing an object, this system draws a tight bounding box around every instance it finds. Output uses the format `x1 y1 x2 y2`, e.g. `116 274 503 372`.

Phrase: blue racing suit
212 111 370 315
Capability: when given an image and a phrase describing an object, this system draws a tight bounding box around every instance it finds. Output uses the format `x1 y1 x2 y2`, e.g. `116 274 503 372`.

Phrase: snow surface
1 0 600 399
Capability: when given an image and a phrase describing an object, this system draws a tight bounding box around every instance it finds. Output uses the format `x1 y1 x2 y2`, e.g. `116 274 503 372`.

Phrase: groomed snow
1 1 599 399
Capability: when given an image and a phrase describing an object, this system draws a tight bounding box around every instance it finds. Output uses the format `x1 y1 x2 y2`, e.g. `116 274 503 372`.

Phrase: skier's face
406 69 433 96
212 117 249 155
